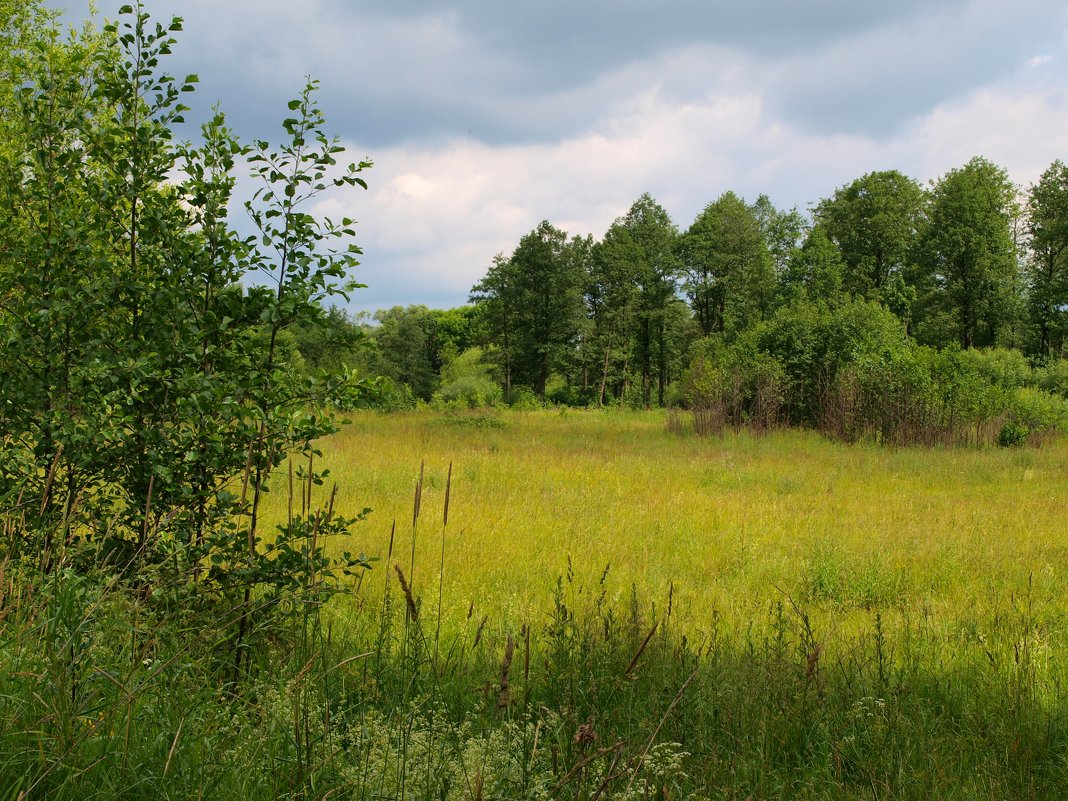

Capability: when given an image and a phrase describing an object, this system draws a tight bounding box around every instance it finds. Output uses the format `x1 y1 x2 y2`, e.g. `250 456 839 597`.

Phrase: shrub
1035 359 1068 399
434 348 502 409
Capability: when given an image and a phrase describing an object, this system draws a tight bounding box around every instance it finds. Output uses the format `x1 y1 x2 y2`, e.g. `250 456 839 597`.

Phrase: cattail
497 633 515 709
806 643 822 683
410 461 423 586
473 615 487 649
523 624 530 686
625 622 658 678
40 443 64 515
287 459 294 528
443 462 452 526
395 565 418 621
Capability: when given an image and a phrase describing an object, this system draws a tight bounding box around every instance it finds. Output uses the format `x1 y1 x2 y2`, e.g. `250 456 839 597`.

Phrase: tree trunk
598 344 611 408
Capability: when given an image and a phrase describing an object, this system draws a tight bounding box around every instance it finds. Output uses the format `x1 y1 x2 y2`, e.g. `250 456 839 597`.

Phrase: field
232 408 1068 799
6 409 1068 799
275 409 1068 633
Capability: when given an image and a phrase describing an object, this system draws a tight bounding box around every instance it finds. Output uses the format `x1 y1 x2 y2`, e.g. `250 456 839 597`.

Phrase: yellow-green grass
263 409 1068 637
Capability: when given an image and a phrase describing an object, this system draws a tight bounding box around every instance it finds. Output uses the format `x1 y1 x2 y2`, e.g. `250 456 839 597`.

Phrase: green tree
588 226 640 406
920 157 1022 349
751 193 807 288
471 222 586 400
815 170 927 306
0 3 374 629
470 253 521 399
613 194 680 406
370 305 440 400
678 191 774 336
782 224 846 304
1026 160 1068 358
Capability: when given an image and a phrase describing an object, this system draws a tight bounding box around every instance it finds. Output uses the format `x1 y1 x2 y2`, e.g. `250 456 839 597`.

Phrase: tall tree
370 306 440 400
751 194 807 287
678 191 774 336
782 224 846 304
588 226 640 406
1026 160 1068 358
920 157 1021 349
471 222 586 399
815 170 927 303
615 194 680 406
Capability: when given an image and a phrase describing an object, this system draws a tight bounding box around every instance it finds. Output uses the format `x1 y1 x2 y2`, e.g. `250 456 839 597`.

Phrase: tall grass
2 409 1067 798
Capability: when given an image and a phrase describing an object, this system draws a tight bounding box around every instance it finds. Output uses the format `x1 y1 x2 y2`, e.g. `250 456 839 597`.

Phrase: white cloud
321 66 1068 311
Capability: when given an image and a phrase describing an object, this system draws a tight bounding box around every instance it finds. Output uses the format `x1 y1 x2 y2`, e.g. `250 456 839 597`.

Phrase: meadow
5 409 1068 800
280 409 1068 634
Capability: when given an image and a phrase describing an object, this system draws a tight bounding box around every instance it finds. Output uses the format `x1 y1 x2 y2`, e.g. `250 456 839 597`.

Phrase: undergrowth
2 541 1067 799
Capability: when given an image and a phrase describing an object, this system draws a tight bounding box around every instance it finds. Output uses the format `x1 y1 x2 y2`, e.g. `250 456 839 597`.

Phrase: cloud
57 0 1068 312
329 68 1068 311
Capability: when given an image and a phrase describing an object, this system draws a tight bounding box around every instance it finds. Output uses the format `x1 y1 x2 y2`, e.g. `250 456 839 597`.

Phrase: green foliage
919 156 1022 349
678 190 774 336
1035 358 1068 398
433 347 503 409
0 2 374 675
1026 160 1068 357
782 224 846 304
814 169 927 298
471 223 589 400
682 299 1067 445
369 305 442 400
1006 386 1068 438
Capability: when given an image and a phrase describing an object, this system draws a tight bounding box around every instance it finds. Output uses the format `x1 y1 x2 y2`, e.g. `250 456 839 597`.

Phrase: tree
614 194 680 406
782 225 846 304
470 253 521 399
678 191 774 336
370 306 440 400
0 3 374 630
471 222 587 400
1026 160 1068 358
815 170 927 304
588 226 640 406
920 157 1021 349
751 194 807 288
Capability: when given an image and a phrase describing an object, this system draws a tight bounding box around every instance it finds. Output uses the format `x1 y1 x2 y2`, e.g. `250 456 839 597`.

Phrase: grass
269 409 1068 633
4 408 1068 799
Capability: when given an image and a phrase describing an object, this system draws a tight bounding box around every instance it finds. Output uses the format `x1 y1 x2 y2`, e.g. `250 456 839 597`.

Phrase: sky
60 0 1068 313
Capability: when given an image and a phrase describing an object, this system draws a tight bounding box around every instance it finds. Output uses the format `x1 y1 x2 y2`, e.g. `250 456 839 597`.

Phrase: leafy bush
1007 386 1068 438
433 347 503 409
1035 359 1068 399
958 347 1033 390
507 386 543 410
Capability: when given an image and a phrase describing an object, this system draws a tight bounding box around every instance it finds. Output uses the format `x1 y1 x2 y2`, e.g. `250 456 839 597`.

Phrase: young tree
0 3 374 622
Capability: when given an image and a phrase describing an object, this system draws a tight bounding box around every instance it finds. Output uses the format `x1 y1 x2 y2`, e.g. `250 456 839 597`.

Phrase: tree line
347 160 1068 439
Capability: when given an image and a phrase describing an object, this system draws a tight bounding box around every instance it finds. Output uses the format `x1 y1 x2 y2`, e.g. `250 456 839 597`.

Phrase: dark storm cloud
68 0 1054 147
